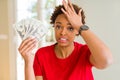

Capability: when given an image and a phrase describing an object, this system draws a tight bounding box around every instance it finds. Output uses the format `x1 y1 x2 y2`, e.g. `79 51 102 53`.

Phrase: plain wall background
73 0 120 80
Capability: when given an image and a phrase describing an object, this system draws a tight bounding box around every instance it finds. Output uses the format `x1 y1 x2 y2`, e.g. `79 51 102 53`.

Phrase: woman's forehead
55 14 70 24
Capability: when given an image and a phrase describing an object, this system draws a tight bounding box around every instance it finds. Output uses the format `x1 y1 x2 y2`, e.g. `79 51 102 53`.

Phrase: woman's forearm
81 29 113 69
25 60 35 80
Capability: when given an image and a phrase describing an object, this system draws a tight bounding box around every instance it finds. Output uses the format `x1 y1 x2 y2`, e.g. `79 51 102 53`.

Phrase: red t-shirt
33 42 94 80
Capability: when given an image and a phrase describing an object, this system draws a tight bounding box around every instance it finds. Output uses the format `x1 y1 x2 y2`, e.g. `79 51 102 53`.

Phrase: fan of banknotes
13 18 48 41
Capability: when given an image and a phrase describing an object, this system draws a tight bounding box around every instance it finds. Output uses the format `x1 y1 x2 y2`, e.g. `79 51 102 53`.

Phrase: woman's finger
19 38 37 54
62 0 72 16
19 37 35 50
61 8 68 16
22 41 37 55
68 0 74 12
78 9 83 17
62 0 68 11
66 4 74 15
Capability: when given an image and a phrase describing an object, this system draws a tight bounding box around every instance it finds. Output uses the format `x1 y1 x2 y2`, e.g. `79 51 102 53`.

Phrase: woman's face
54 14 78 47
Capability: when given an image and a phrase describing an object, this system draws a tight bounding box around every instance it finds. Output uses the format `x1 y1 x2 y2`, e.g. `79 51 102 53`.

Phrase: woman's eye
55 25 61 29
68 27 74 31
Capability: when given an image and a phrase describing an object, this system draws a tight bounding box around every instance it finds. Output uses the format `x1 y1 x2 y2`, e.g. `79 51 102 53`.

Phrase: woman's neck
55 42 74 59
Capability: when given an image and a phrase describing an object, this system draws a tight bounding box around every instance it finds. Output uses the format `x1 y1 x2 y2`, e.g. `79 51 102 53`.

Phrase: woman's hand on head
61 0 83 31
18 37 38 62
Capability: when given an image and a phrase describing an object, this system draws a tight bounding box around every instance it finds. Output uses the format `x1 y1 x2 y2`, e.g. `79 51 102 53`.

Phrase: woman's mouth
58 38 67 43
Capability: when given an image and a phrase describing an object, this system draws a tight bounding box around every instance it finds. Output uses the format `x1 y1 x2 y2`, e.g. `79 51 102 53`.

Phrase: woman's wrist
25 60 34 68
24 54 34 66
78 25 89 35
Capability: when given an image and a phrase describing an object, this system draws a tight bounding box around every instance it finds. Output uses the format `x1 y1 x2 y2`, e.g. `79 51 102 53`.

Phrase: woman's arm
18 37 43 80
61 0 113 69
24 57 35 80
35 76 43 80
80 29 113 69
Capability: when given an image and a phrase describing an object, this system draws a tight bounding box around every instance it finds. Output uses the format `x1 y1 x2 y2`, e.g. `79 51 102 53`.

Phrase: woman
18 0 113 80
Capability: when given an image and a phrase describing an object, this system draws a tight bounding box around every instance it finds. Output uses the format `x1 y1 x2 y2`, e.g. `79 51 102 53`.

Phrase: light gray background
72 0 120 80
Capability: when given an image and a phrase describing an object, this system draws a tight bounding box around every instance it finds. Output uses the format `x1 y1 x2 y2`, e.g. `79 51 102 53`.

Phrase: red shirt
33 42 94 80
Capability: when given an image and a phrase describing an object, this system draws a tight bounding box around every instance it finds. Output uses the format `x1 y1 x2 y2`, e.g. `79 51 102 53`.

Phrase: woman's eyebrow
55 22 61 24
55 22 71 26
67 23 72 26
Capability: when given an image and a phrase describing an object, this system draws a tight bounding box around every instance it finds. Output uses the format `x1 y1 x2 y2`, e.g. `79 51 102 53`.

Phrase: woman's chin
57 41 68 47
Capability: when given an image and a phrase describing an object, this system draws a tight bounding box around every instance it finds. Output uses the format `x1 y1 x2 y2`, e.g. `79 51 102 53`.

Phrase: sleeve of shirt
80 45 93 66
33 50 42 76
85 45 93 66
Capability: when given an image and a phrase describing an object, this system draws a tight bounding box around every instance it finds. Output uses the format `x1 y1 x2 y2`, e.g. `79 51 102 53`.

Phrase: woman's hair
50 4 85 25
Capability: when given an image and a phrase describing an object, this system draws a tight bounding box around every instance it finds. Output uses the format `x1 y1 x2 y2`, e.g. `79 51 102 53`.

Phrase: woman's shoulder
38 44 54 51
35 43 55 56
74 41 88 50
74 41 85 47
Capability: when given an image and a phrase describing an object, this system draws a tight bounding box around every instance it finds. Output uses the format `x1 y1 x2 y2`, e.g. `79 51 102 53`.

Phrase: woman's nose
61 28 66 35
